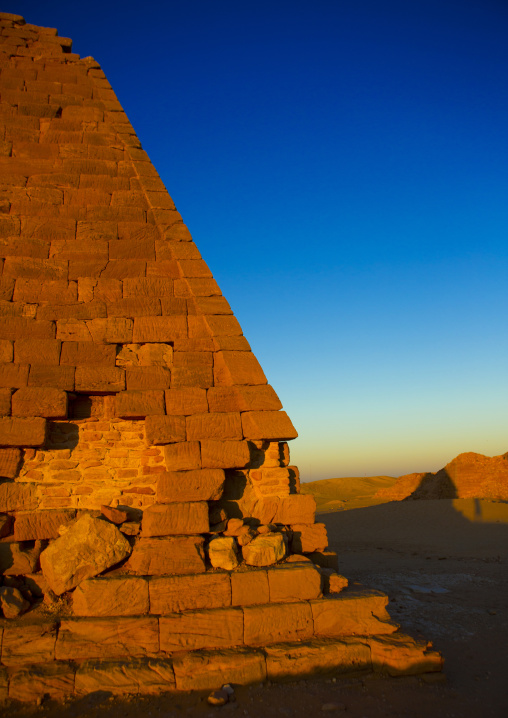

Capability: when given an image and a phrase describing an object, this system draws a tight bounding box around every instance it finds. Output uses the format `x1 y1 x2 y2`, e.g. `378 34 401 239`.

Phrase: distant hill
301 475 397 513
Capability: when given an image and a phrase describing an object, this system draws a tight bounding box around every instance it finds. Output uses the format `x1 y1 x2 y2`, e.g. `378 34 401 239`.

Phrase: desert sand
5 477 507 718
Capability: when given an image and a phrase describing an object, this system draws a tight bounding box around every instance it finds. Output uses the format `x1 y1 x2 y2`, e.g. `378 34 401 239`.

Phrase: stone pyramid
0 13 442 703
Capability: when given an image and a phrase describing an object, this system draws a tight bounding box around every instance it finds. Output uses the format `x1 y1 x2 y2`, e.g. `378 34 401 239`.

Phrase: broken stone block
310 590 398 637
208 536 239 570
0 540 43 575
0 586 30 618
126 536 206 575
141 502 209 536
290 523 328 553
200 439 251 469
39 514 132 595
369 633 443 675
242 533 286 567
101 504 128 524
0 512 13 538
241 410 298 440
73 576 149 616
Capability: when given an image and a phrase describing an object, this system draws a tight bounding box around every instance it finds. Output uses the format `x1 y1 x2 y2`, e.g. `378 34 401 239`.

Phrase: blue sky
13 0 508 479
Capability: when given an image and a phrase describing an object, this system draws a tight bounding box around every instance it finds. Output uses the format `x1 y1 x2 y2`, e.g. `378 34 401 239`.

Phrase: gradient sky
12 0 508 479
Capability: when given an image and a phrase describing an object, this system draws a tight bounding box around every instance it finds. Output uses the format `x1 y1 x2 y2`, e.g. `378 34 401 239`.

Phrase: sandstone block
14 338 61 365
73 576 149 617
243 601 314 646
242 533 286 567
86 317 133 343
14 510 75 541
310 590 398 637
8 662 76 703
267 563 322 602
115 390 165 417
159 607 244 652
0 448 21 478
101 505 129 524
241 411 298 440
60 341 115 365
231 569 270 606
145 415 186 444
75 366 126 392
0 363 29 388
369 634 443 676
11 387 67 418
1 622 57 666
157 468 225 502
186 412 242 441
213 351 267 386
0 417 47 446
208 536 240 570
307 550 339 571
0 586 30 618
163 441 201 471
40 514 132 595
28 364 75 390
126 366 171 390
132 316 187 342
164 387 208 415
273 494 316 525
0 541 42 575
200 440 251 469
74 657 176 696
141 502 209 536
291 523 328 553
172 646 266 691
108 298 161 317
207 385 282 412
249 467 291 496
0 513 13 538
265 636 372 681
149 573 231 614
125 536 206 575
0 339 13 362
56 617 159 661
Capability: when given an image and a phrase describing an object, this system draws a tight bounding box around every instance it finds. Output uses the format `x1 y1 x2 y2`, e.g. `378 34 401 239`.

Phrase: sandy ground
5 492 508 718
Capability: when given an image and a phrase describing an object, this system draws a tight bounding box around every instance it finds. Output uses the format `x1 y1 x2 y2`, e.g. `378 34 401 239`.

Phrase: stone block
40 514 132 595
14 338 61 365
0 541 42 575
149 573 231 614
0 388 11 416
0 339 13 362
0 447 21 478
75 657 176 696
145 415 186 444
207 385 282 412
231 569 270 606
243 601 314 646
265 636 372 681
200 439 251 469
164 387 208 415
0 586 30 618
249 467 291 496
0 513 13 538
11 387 68 418
108 298 161 317
273 494 316 525
73 576 149 617
75 366 125 392
172 646 266 691
123 277 174 298
242 533 286 567
141 502 209 536
159 607 244 652
1 622 57 666
126 366 171 390
8 662 76 703
291 523 329 553
310 590 398 637
60 341 116 365
369 634 443 676
163 441 201 471
0 363 29 388
0 417 46 446
241 411 298 440
213 351 267 386
157 468 225 502
14 509 75 541
174 277 221 297
132 316 187 343
28 364 75 390
86 317 133 343
115 390 165 417
267 563 322 602
307 550 339 572
0 317 55 340
186 412 242 441
55 617 159 661
208 536 240 570
125 536 206 575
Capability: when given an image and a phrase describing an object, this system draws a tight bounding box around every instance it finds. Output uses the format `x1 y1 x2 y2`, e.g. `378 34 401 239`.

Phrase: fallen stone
101 504 128 524
0 512 13 538
0 540 43 575
40 514 132 595
208 688 229 706
120 521 140 536
0 586 30 618
329 573 349 594
242 533 286 567
208 536 240 570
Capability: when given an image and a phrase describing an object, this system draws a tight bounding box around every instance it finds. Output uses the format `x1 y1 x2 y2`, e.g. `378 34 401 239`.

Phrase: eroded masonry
0 12 442 702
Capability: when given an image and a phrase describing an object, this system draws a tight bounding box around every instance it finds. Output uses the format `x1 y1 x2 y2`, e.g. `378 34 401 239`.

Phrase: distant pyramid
0 12 441 702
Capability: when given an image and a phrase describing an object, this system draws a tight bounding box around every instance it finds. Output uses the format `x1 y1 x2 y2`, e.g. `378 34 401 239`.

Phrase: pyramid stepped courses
0 13 442 702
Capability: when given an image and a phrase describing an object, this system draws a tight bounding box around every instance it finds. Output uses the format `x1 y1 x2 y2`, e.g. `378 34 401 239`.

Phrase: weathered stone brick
186 412 242 441
145 415 186 444
0 417 46 446
163 441 201 471
146 259 181 278
231 570 270 606
174 277 221 297
0 448 21 478
14 339 61 365
11 387 67 418
213 351 267 386
115 390 165 418
3 256 68 280
0 363 29 388
291 523 328 553
74 366 125 393
241 411 298 440
267 563 322 602
107 298 161 317
126 366 171 391
159 607 244 652
172 646 266 691
123 277 174 298
55 617 158 661
40 301 107 321
141 502 209 536
157 469 225 502
0 317 55 340
149 573 231 614
207 385 282 413
28 365 75 391
164 387 208 415
14 510 76 541
243 601 314 646
200 440 251 469
0 481 37 511
60 341 116 366
132 316 187 342
1 622 58 666
86 318 133 343
273 494 316 525
72 577 149 616
126 536 206 575
310 591 398 637
0 388 11 416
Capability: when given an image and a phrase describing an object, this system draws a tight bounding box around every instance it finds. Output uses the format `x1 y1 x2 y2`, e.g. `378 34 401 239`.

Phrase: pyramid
0 13 442 703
